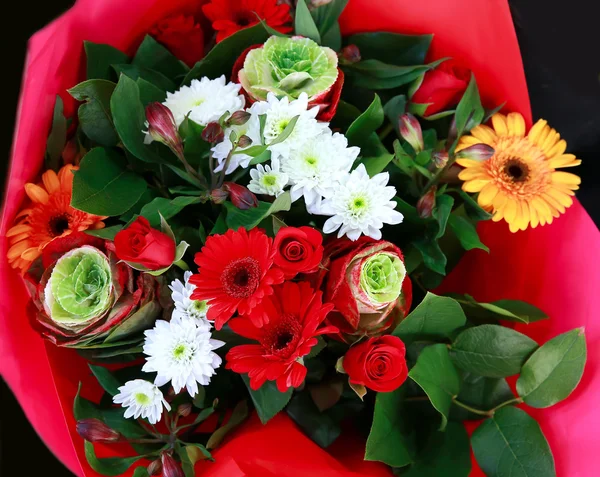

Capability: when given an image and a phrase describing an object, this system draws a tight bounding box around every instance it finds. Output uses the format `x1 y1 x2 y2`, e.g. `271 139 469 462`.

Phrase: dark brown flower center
48 214 71 237
261 314 302 359
221 257 261 298
235 11 256 27
503 158 530 183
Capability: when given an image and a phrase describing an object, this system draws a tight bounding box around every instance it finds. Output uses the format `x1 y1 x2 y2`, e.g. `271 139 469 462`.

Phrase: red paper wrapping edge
1 0 599 476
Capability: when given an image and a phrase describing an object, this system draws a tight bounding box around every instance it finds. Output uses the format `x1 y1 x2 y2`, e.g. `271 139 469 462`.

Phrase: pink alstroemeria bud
148 459 162 476
76 419 121 443
177 403 192 418
227 110 251 127
210 187 229 205
456 143 495 161
398 113 424 153
161 452 185 477
202 122 225 143
237 135 253 148
145 103 184 159
417 187 437 219
432 151 449 168
339 44 361 64
223 182 258 210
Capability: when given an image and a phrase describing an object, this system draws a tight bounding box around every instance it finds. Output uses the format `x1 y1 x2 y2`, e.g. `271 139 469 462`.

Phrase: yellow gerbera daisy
456 112 581 232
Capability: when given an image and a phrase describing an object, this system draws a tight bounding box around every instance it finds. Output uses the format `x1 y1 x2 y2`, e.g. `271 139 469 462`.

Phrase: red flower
202 0 292 43
114 217 176 270
190 227 285 329
226 281 337 392
151 14 204 68
342 336 408 393
274 226 323 279
411 60 471 116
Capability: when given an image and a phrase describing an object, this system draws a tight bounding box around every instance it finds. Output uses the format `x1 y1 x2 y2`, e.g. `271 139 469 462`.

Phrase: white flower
142 315 224 397
319 164 404 241
113 379 170 424
212 114 262 175
280 131 359 211
163 75 245 127
248 159 289 197
169 271 210 327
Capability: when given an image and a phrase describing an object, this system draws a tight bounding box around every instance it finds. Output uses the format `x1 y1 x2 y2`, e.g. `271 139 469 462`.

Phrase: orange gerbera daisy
456 112 581 232
7 164 106 273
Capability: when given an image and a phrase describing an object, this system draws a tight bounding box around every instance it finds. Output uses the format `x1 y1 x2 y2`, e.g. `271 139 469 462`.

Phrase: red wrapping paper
1 0 598 476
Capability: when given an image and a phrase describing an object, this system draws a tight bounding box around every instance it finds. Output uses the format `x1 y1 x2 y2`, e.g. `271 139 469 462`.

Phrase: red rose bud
202 122 225 143
237 135 253 148
148 459 162 476
76 419 121 443
146 102 184 159
223 182 258 210
456 143 495 161
227 110 252 127
151 14 204 68
114 216 176 270
417 187 437 219
432 151 449 168
161 452 184 477
339 44 361 64
177 403 192 418
274 226 324 279
343 336 408 392
398 113 424 153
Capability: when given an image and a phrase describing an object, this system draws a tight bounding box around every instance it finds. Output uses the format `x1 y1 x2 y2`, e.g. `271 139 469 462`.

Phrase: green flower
239 36 339 102
359 252 406 306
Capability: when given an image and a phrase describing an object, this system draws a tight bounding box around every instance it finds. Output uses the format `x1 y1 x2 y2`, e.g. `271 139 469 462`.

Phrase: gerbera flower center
503 158 530 183
48 213 71 237
261 313 302 359
221 257 261 298
234 11 256 27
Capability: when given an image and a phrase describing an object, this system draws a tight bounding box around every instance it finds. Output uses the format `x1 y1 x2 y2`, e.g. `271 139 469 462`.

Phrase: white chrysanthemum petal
169 272 210 326
212 113 263 174
113 379 170 425
247 159 289 197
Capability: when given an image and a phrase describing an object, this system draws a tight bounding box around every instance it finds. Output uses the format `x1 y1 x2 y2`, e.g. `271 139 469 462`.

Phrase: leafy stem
452 396 524 417
422 152 456 194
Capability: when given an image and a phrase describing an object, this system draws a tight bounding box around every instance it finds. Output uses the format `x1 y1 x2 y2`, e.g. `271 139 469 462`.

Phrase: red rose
274 226 324 279
342 335 408 393
151 14 204 68
114 217 175 270
411 60 471 116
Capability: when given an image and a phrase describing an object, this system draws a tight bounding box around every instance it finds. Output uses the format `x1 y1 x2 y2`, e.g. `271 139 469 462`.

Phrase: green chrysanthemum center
262 175 278 186
360 253 406 304
191 300 208 315
135 393 151 405
173 343 188 359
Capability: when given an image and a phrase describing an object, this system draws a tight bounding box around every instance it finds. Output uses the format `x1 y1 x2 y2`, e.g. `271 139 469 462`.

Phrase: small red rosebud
432 151 449 168
148 459 162 476
161 452 184 477
223 182 258 210
76 419 121 443
62 138 83 165
202 122 225 143
417 186 437 219
146 103 184 158
339 44 361 64
177 403 192 418
237 135 253 148
227 110 251 127
456 143 495 161
398 113 424 153
210 187 229 205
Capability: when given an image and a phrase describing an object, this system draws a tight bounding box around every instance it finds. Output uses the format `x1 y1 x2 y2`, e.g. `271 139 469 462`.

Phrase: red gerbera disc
225 281 337 392
190 227 284 329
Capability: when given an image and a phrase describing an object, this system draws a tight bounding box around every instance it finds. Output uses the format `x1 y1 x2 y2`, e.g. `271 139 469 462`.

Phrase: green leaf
286 392 341 448
89 364 121 396
394 292 466 344
448 215 489 252
176 442 195 477
295 0 321 43
310 0 348 41
84 41 129 81
133 35 188 80
471 407 556 477
345 59 443 90
133 468 150 477
206 400 249 449
137 78 166 106
451 373 514 421
516 328 586 408
74 383 102 420
84 441 143 477
450 294 548 324
383 94 406 126
71 147 147 216
458 190 493 221
346 94 384 147
45 96 67 171
346 33 432 66
409 344 460 430
306 336 327 359
140 196 203 228
434 194 454 239
242 376 293 424
183 24 269 85
69 79 118 147
103 300 162 343
365 388 414 467
85 225 123 240
454 74 484 137
113 64 176 93
450 324 538 378
225 191 292 230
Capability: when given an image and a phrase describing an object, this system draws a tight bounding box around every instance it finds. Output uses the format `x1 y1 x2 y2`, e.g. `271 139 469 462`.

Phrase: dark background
1 0 599 475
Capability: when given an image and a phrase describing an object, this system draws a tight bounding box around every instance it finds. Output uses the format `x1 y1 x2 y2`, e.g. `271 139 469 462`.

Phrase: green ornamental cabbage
359 252 406 307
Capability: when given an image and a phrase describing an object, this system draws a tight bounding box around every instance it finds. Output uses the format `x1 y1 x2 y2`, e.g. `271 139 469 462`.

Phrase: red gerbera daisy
190 227 285 329
225 281 337 392
202 0 292 43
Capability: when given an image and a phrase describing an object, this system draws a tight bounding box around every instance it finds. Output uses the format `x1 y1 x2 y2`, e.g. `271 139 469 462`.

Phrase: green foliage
448 215 490 252
344 59 444 90
242 376 293 424
451 373 514 421
224 191 291 230
132 35 188 81
346 33 432 66
84 441 144 477
295 0 321 43
140 196 203 228
45 96 67 171
454 74 484 139
84 41 129 81
346 94 384 148
310 0 348 50
89 364 122 396
286 391 341 448
450 294 548 324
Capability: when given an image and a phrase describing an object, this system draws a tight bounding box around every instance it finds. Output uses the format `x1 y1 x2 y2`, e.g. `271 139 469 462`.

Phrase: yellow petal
546 139 567 159
7 224 32 237
478 183 498 207
503 199 518 224
491 114 508 136
552 171 581 185
546 187 573 208
549 154 581 169
507 112 526 137
455 159 487 168
542 192 566 214
21 247 42 261
470 124 497 144
516 201 530 230
458 168 488 181
492 207 504 222
531 197 552 225
456 135 482 151
24 183 49 204
529 203 539 228
527 119 548 143
541 130 560 156
42 170 60 194
463 179 490 193
492 192 508 210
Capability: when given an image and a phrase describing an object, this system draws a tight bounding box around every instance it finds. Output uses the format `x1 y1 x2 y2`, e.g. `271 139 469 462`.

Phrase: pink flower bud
227 110 251 127
177 403 192 418
417 187 437 219
339 44 361 64
161 452 184 477
223 182 258 210
76 419 121 443
148 459 162 476
432 151 449 168
210 187 229 205
202 122 225 143
237 135 253 148
456 143 495 161
398 113 424 153
145 103 184 158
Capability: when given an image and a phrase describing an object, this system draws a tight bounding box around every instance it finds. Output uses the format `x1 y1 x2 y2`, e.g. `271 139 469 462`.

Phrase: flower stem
378 123 394 141
422 153 456 194
174 259 189 271
452 398 491 417
489 397 524 413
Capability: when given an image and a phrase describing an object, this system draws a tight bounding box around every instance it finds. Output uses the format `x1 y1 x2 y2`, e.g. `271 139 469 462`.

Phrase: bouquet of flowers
2 0 598 476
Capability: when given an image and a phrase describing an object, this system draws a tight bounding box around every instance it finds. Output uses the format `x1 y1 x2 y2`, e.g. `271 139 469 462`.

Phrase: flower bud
417 187 437 219
339 44 361 64
76 419 121 443
237 135 253 148
223 182 258 210
145 103 184 158
62 138 83 165
227 110 251 127
398 113 424 153
148 459 162 476
177 403 192 418
432 151 449 168
161 452 184 477
446 116 458 150
202 122 225 143
456 143 495 161
210 187 229 205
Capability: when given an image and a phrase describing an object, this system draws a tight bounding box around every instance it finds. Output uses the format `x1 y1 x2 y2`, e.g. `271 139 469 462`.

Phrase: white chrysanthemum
163 75 245 127
212 114 262 174
113 379 170 425
248 159 289 197
170 271 210 327
280 131 360 212
142 316 224 397
319 164 404 241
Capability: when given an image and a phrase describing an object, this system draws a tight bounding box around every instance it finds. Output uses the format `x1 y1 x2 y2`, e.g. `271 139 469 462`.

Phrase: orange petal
21 247 42 261
24 183 49 204
7 241 29 260
59 164 77 192
42 170 60 194
7 224 32 237
507 112 526 137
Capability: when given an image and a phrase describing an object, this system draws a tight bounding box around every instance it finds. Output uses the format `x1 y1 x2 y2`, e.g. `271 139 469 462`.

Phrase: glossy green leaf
413 238 447 275
448 215 489 252
458 190 493 221
140 196 203 228
84 441 143 477
84 41 129 81
242 375 293 424
346 32 432 66
132 468 150 477
346 94 384 147
286 392 341 448
310 0 348 41
206 400 249 449
137 77 166 105
383 94 406 126
345 59 443 90
434 194 454 239
89 364 121 396
133 35 188 80
103 300 162 342
450 294 548 324
451 373 514 421
295 0 321 43
113 64 176 93
225 191 291 230
45 96 67 171
454 74 484 137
